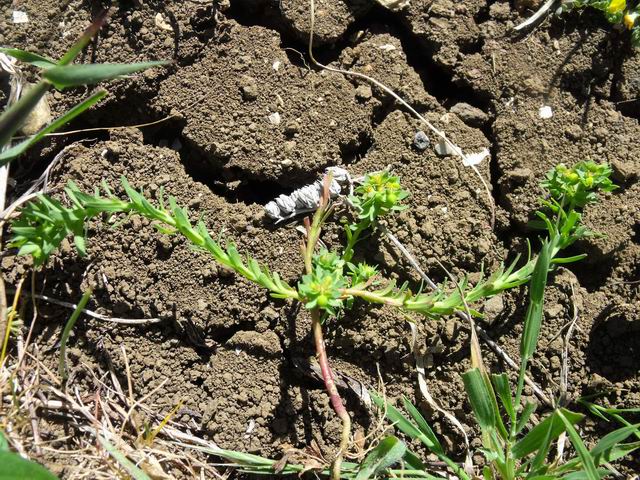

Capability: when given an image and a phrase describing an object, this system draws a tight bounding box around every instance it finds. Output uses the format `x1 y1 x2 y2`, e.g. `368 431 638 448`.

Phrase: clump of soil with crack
1 0 639 477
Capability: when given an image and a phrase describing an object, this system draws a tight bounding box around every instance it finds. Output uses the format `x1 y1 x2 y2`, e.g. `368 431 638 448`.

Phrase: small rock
239 75 258 101
355 84 373 100
413 130 430 150
611 158 638 183
483 295 504 324
505 167 533 186
450 102 489 127
268 112 281 125
435 139 455 157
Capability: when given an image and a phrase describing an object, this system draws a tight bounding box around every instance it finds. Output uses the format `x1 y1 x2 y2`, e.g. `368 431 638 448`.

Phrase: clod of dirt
336 26 441 111
155 21 373 182
398 0 484 70
279 0 371 45
450 102 489 128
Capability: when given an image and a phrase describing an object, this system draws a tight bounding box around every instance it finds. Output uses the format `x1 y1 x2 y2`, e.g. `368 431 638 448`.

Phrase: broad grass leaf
0 451 58 480
557 410 598 480
355 436 406 480
0 48 56 68
462 368 496 432
513 408 583 459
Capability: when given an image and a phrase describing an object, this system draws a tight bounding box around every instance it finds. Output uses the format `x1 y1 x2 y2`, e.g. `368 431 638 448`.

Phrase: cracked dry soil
1 0 640 477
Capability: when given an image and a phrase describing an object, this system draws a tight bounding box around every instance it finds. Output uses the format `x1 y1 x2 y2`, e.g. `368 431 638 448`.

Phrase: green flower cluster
541 161 617 209
350 171 409 221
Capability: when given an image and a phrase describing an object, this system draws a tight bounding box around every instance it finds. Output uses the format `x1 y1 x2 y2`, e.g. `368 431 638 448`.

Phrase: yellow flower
607 0 626 14
624 12 639 29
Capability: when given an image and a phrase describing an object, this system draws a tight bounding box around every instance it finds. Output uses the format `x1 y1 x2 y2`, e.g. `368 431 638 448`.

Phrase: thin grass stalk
58 287 93 384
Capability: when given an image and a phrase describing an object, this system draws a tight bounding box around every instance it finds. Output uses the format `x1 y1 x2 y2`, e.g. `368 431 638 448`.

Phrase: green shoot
58 287 93 384
0 12 167 164
8 161 623 479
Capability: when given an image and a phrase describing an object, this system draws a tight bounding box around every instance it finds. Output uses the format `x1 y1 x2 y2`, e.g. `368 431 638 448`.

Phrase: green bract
542 161 617 209
350 171 409 222
298 266 345 315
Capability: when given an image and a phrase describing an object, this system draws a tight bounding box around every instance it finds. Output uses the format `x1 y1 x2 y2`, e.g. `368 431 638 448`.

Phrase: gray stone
413 130 430 150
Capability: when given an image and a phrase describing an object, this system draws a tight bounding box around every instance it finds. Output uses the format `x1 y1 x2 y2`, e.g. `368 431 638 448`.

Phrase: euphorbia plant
8 161 616 478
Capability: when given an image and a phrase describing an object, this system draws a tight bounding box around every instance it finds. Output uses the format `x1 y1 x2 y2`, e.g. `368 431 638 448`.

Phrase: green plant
561 0 640 46
0 11 167 164
8 162 619 478
0 431 58 480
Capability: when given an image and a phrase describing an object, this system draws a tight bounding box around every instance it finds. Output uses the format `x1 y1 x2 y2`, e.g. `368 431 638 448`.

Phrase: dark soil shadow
586 305 640 382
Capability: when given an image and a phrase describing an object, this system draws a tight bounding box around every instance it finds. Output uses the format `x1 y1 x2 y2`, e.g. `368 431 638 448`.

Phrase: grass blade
402 397 443 454
58 11 108 66
557 410 599 480
462 368 496 432
492 373 515 423
0 90 107 166
96 436 151 480
0 451 58 480
58 287 93 383
43 62 168 90
0 81 49 150
0 48 56 68
355 436 406 480
512 408 583 459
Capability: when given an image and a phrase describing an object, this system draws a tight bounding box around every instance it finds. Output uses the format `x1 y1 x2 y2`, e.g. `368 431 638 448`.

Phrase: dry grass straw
0 302 229 479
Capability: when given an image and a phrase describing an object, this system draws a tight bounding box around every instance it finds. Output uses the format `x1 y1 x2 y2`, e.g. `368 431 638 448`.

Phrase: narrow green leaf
591 423 640 462
515 401 537 434
557 410 599 480
0 451 58 480
43 61 168 90
512 408 583 459
402 397 443 454
0 90 107 166
59 288 93 383
520 239 553 361
0 48 57 68
551 254 587 264
0 81 50 150
355 436 406 480
97 436 151 480
371 393 425 444
492 373 515 423
462 368 496 432
58 11 108 66
0 432 8 452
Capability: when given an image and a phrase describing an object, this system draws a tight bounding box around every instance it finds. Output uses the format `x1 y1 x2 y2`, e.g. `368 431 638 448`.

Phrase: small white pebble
268 112 281 125
100 149 108 157
539 105 553 119
272 60 281 71
441 207 448 214
12 11 29 23
154 13 173 32
378 44 396 51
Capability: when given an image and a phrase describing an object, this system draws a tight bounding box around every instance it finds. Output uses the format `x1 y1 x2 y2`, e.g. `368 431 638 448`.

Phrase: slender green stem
0 81 50 149
58 286 93 384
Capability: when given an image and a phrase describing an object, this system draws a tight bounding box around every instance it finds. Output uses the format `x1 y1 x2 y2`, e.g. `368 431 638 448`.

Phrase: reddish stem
312 310 351 480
